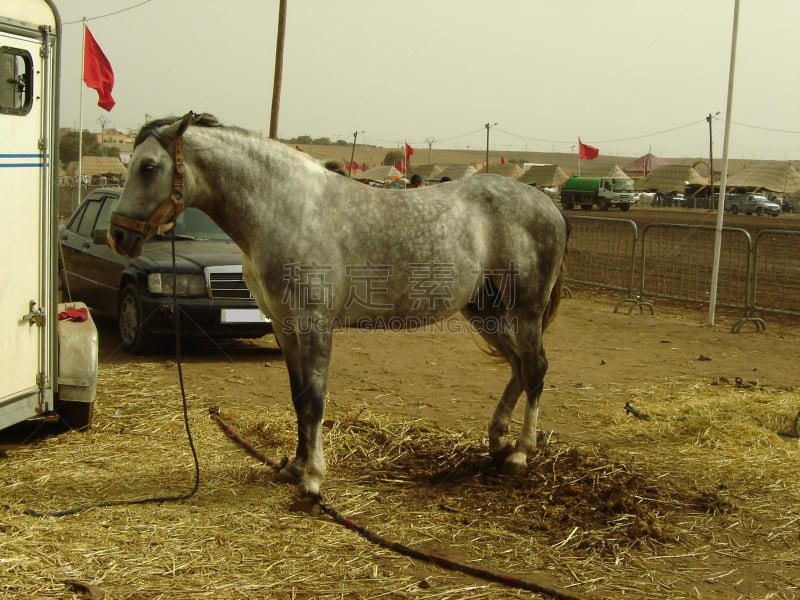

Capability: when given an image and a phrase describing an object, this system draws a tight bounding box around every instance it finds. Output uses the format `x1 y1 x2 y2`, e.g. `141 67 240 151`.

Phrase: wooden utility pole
269 0 288 139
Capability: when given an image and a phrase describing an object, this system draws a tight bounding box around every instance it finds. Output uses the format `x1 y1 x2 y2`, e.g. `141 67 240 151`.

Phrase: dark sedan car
60 188 271 354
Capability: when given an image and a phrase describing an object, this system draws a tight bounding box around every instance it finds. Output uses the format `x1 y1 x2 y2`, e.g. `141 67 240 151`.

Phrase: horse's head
108 112 195 258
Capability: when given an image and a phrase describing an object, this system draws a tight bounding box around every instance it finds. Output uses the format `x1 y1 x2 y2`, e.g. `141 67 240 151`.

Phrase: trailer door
0 13 57 429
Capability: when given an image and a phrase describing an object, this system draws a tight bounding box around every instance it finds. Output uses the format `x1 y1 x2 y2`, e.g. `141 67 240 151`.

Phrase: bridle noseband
109 131 187 236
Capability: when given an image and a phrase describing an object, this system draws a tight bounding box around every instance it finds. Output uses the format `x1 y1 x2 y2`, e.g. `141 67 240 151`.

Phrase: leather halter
109 133 186 236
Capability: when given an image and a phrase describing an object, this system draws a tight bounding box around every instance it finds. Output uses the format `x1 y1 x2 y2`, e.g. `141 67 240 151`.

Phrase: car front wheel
118 284 156 354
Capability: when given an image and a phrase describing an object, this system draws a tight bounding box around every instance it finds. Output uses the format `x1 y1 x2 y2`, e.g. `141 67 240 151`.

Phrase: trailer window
0 47 33 115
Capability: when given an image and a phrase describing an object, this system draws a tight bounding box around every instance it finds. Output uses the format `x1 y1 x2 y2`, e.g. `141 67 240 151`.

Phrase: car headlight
147 273 207 297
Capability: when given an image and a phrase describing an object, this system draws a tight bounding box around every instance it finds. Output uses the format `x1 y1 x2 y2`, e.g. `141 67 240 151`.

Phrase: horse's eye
140 162 158 174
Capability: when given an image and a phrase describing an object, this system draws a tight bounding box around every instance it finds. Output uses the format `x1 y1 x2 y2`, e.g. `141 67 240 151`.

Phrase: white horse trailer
1 1 98 431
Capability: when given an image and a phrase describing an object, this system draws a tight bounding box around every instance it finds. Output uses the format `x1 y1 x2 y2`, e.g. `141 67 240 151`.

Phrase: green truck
559 176 635 211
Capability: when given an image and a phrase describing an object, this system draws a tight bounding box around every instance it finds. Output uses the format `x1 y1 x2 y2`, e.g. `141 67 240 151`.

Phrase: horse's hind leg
502 320 548 477
462 306 524 464
488 374 523 463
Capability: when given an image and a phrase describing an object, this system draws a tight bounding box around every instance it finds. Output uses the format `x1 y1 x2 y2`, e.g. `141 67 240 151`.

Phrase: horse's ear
159 111 195 143
175 111 194 137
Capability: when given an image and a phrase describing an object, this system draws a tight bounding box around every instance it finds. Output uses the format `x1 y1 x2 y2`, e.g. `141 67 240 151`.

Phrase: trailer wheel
730 205 739 214
118 284 157 354
562 199 573 210
56 400 93 431
619 203 631 212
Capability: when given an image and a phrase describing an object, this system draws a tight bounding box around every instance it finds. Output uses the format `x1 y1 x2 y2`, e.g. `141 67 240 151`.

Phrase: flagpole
348 130 357 178
77 20 86 204
708 0 739 325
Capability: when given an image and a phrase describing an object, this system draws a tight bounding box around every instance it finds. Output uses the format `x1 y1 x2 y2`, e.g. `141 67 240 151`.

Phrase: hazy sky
53 0 799 160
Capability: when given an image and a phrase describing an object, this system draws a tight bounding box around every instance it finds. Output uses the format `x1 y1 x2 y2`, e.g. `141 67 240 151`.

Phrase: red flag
350 160 359 172
83 26 115 111
404 142 414 162
578 138 599 160
642 155 652 175
499 156 506 164
361 162 367 171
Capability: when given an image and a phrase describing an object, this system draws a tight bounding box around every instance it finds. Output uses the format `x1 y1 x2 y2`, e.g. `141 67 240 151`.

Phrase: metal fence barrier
638 223 752 310
563 216 799 332
564 216 638 296
752 230 800 319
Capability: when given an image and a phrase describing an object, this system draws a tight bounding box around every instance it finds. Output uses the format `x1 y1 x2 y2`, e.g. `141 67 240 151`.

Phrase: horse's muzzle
108 224 145 258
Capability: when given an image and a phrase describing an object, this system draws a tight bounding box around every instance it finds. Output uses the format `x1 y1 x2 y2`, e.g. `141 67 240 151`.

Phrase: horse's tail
541 219 570 333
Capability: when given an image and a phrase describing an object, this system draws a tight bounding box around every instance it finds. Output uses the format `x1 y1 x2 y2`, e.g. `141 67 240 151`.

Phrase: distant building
64 155 127 186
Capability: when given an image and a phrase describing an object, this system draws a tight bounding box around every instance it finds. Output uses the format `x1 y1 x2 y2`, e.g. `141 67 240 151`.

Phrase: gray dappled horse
108 112 569 505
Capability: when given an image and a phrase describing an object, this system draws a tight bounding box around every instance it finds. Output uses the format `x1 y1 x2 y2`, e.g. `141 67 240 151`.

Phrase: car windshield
169 208 230 241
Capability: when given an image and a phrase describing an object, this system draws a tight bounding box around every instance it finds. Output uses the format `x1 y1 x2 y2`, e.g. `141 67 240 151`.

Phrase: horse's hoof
489 443 513 468
276 471 298 484
501 454 528 478
276 460 302 484
289 493 321 516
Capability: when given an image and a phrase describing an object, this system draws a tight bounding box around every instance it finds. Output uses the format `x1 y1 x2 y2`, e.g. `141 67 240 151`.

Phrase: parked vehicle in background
724 193 780 217
650 192 687 207
60 188 272 354
560 176 635 211
771 196 795 213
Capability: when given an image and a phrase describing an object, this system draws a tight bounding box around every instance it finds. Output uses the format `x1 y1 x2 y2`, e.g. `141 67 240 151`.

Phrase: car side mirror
92 229 109 245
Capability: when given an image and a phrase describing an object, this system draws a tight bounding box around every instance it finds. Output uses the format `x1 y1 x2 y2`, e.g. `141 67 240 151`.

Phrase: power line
64 0 154 25
433 127 487 143
729 120 800 135
370 127 486 147
495 119 705 146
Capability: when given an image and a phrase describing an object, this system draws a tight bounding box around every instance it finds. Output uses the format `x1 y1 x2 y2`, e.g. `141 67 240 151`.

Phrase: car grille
207 267 254 301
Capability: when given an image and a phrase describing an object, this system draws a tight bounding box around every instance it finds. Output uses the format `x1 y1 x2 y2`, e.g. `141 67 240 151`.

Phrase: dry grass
1 364 799 599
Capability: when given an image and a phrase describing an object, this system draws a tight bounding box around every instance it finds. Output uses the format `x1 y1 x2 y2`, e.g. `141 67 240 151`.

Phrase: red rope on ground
208 407 588 600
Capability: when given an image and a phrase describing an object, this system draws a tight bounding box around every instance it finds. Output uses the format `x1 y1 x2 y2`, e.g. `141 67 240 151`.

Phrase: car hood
133 238 245 272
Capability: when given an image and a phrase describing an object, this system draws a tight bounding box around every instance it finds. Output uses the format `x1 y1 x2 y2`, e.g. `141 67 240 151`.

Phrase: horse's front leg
274 323 332 500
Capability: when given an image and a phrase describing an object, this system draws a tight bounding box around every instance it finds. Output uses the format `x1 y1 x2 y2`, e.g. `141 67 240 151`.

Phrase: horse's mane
134 112 222 148
133 113 336 175
324 159 347 176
